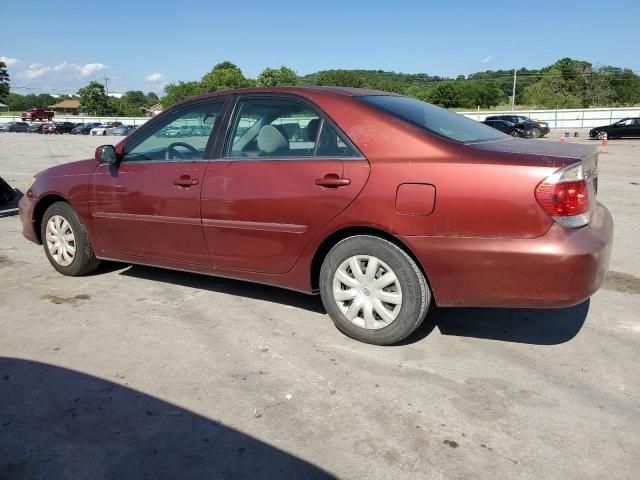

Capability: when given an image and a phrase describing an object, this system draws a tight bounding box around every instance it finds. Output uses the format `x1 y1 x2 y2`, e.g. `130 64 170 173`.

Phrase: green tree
200 61 253 92
456 81 506 108
145 92 160 105
404 85 430 101
118 90 149 116
424 82 461 108
256 66 299 86
601 67 640 105
584 73 616 107
78 81 113 115
6 92 26 111
522 68 582 108
162 81 206 107
313 70 365 88
0 61 10 102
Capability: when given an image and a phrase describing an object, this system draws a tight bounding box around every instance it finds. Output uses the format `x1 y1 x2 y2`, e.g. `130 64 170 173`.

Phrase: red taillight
535 162 591 228
535 180 589 217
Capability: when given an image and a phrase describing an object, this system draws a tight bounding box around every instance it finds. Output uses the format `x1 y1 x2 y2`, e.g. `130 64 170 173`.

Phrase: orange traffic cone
560 134 565 143
601 132 608 146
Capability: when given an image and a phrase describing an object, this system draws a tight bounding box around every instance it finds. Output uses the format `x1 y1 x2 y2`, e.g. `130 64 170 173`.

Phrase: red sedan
19 87 613 345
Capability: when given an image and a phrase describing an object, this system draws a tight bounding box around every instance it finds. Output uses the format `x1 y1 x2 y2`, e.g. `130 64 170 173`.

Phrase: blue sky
1 0 637 95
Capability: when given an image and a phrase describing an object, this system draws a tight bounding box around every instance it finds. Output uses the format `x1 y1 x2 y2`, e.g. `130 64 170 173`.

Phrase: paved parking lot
0 131 638 479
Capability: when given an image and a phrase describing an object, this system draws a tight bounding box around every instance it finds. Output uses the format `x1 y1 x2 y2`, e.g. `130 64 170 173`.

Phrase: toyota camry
19 87 613 345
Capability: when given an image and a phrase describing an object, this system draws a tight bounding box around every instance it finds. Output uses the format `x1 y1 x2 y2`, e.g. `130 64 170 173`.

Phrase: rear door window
225 96 359 158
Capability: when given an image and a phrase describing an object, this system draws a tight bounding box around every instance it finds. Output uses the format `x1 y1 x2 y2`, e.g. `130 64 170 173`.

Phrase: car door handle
173 176 199 187
315 176 351 188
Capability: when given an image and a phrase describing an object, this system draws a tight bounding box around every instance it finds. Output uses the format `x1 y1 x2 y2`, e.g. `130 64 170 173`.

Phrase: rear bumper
18 192 39 244
401 203 613 308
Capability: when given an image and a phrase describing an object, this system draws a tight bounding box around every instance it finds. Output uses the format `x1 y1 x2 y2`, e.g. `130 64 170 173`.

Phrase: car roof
175 86 397 106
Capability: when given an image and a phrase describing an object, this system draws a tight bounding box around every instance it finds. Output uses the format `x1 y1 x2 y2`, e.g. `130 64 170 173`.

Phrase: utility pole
103 77 111 96
511 69 517 112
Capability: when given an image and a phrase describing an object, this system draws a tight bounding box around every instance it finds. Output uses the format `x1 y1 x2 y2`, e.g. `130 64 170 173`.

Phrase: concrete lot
0 131 638 479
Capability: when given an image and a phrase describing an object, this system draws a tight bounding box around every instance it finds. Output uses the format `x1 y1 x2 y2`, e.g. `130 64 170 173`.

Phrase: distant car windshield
359 95 505 143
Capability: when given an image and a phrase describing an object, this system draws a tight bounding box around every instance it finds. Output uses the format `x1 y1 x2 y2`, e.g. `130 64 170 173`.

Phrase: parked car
156 126 181 138
71 123 101 135
178 125 195 137
110 125 137 136
27 123 46 133
18 87 613 345
482 119 525 137
0 121 30 132
589 117 640 139
484 115 550 138
90 124 112 136
90 122 124 136
41 123 57 134
43 121 76 135
21 107 54 122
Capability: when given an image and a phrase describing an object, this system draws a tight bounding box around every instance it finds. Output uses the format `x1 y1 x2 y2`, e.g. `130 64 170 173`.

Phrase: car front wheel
319 235 432 345
529 127 541 138
41 202 100 276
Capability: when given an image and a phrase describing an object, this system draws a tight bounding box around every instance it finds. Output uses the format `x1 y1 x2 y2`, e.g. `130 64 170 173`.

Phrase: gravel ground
0 130 638 479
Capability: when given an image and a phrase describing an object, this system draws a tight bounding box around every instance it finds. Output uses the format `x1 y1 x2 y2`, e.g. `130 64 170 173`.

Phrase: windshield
359 95 506 143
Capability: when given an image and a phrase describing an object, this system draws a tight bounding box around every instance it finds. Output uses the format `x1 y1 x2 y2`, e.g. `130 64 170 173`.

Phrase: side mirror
95 145 118 164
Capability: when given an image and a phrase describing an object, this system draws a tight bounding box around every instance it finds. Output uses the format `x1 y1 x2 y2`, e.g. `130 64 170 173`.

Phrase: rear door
201 95 369 274
89 98 227 265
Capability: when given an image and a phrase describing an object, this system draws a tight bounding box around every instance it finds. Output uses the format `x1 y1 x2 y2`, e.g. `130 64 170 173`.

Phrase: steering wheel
165 142 198 160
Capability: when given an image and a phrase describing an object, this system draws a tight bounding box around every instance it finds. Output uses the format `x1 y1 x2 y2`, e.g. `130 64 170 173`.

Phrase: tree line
161 58 640 109
0 83 159 117
1 57 639 115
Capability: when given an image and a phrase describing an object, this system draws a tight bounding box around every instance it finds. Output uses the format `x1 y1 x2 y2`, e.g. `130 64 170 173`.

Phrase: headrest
306 118 320 142
257 125 289 154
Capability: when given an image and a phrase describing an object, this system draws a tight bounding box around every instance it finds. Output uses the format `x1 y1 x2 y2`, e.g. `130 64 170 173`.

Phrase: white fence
0 115 150 126
3 107 640 130
457 107 640 129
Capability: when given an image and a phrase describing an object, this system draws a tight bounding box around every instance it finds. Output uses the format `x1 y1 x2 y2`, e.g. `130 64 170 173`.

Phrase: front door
89 99 226 265
201 95 370 274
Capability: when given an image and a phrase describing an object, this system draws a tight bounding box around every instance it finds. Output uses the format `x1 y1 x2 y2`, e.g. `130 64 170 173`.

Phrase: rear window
359 95 506 144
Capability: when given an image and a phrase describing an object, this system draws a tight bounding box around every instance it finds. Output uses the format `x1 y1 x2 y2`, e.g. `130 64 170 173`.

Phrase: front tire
319 235 431 345
529 127 541 138
41 202 100 276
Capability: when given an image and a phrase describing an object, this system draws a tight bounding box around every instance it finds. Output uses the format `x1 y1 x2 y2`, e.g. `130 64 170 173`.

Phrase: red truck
21 107 54 122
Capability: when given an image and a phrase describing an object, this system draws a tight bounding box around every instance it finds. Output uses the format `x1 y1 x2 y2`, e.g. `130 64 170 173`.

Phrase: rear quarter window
359 95 505 144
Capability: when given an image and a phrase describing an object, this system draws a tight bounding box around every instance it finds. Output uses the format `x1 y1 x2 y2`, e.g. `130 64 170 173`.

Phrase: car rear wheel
319 235 432 345
41 202 100 276
529 127 541 138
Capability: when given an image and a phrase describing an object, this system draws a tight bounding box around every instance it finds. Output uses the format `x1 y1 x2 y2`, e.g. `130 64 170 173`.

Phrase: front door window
123 100 225 162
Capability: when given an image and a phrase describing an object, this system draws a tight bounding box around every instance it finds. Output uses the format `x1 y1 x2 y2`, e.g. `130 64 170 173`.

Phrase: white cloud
13 59 110 94
22 63 51 79
146 72 166 82
52 61 107 76
79 62 107 76
0 55 18 66
482 54 493 64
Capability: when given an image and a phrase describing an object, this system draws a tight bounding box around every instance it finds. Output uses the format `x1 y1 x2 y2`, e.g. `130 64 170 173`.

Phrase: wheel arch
309 226 434 299
33 194 70 243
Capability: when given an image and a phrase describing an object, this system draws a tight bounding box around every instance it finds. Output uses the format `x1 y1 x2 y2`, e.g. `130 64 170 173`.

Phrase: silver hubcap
332 255 403 329
45 215 76 266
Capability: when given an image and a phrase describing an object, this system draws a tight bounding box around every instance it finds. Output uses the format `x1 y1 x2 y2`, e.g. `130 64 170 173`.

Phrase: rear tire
41 202 100 276
319 235 432 345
